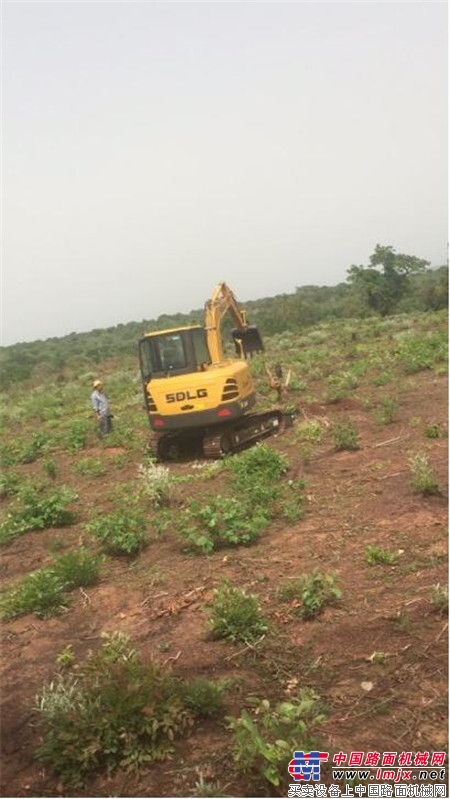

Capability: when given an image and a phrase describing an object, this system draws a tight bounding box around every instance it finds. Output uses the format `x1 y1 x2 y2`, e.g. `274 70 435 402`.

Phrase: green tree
347 244 430 316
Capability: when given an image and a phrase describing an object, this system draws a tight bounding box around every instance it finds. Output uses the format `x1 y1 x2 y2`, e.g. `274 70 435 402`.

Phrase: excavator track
202 410 282 458
149 411 283 461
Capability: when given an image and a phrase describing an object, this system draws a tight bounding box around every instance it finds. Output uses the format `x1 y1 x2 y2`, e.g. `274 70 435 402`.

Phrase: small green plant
296 420 324 443
374 397 398 425
137 462 173 507
43 459 57 479
0 487 77 545
424 423 445 439
365 545 398 565
180 678 225 717
64 420 91 452
184 496 268 554
208 582 268 643
332 419 359 451
0 549 101 619
279 570 341 619
431 584 448 615
227 689 325 787
34 632 204 787
86 509 148 555
0 470 21 498
408 453 440 495
226 443 288 483
56 645 76 668
72 457 106 477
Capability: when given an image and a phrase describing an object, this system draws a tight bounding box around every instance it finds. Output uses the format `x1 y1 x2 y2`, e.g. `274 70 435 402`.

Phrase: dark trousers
100 414 113 435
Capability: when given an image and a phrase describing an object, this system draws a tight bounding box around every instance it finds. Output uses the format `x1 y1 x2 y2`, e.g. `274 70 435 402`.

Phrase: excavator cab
139 326 211 381
231 325 264 358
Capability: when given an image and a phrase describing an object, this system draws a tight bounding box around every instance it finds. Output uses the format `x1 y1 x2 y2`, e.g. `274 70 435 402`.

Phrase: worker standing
91 379 113 435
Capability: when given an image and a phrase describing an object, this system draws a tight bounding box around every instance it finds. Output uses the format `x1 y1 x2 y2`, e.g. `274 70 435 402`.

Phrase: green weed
279 570 341 619
431 584 448 615
208 582 268 643
137 462 174 507
0 487 77 545
0 548 101 619
408 453 440 495
86 509 148 555
424 423 446 439
34 632 197 787
184 496 268 554
374 397 398 425
43 458 57 479
365 545 398 565
227 689 324 788
72 457 106 477
332 419 359 451
180 678 225 717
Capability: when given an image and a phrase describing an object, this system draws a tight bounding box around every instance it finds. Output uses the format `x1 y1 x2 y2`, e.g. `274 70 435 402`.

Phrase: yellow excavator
138 283 282 459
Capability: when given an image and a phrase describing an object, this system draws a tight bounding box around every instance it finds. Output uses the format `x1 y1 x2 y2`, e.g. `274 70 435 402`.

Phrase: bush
227 689 325 788
278 570 341 619
0 487 77 545
184 496 268 554
408 453 440 496
332 419 359 451
86 509 148 555
137 462 173 507
365 545 398 565
34 632 203 787
208 582 268 643
0 549 101 619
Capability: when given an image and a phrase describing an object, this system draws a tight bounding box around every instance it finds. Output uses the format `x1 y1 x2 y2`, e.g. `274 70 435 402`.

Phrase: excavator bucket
231 326 264 358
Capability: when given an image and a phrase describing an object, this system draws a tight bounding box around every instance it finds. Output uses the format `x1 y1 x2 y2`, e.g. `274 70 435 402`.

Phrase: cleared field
0 311 447 797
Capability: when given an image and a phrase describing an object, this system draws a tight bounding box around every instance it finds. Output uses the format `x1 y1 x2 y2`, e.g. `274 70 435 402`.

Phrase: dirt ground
1 371 448 798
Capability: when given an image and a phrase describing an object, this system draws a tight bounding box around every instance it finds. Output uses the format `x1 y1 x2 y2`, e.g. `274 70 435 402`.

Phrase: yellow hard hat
93 379 102 388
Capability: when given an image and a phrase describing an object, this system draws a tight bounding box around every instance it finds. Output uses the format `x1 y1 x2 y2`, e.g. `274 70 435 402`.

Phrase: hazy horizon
3 2 447 346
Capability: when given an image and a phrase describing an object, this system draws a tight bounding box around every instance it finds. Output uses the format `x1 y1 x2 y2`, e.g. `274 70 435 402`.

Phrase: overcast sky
2 1 447 346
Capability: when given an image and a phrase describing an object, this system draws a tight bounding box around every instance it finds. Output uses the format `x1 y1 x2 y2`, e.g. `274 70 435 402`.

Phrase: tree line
1 245 447 389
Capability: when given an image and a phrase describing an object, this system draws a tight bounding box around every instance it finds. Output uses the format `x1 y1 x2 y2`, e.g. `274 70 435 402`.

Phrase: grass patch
208 582 268 643
365 545 398 565
0 548 101 619
34 632 224 788
332 419 359 451
278 570 341 619
86 509 148 556
227 689 325 788
408 453 440 495
0 487 77 545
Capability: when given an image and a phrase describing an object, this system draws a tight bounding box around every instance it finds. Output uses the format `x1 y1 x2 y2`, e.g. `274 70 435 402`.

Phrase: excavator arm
204 282 263 363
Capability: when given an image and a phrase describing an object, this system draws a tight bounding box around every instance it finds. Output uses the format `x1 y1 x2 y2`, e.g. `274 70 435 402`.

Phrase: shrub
34 632 196 787
226 443 288 483
365 545 398 565
278 570 341 619
137 462 173 507
227 689 325 788
72 457 106 477
424 423 446 439
332 419 359 451
184 496 268 554
431 584 448 615
208 582 268 643
0 487 77 545
86 509 148 555
396 331 448 373
374 397 398 425
0 549 101 619
408 453 440 496
180 678 225 717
